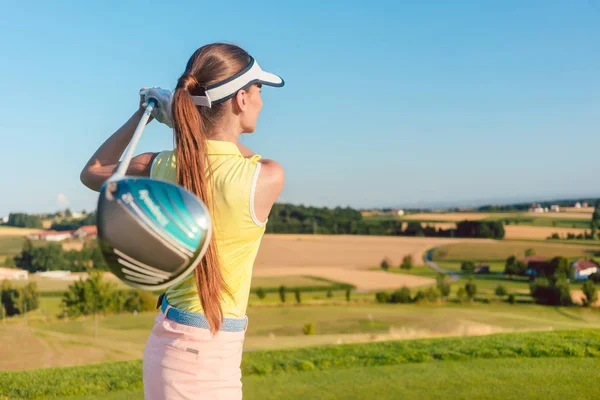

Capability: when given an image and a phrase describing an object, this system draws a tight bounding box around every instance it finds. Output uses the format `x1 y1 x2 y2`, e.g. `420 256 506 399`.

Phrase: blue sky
0 0 598 216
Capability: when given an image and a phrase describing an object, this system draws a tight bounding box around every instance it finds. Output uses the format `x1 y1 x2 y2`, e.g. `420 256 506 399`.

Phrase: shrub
303 323 315 335
390 287 412 304
256 287 266 300
279 286 286 303
326 289 333 299
465 280 477 301
525 248 536 257
589 272 600 284
425 287 439 302
380 257 391 270
530 278 573 306
294 288 301 304
456 287 467 302
346 287 351 301
400 255 413 270
495 285 507 297
436 274 451 299
508 294 516 304
375 291 389 303
582 281 598 307
461 261 476 274
413 290 426 303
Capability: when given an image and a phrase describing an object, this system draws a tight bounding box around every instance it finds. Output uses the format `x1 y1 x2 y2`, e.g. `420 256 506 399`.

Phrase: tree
326 289 333 299
14 239 34 271
256 287 266 300
346 287 351 301
504 256 519 279
461 261 476 274
294 288 301 304
278 285 286 303
552 257 573 281
436 274 451 300
589 272 600 284
425 287 440 302
400 255 413 270
495 285 507 298
591 201 600 239
525 248 536 257
380 257 390 271
456 287 467 302
375 291 389 303
465 280 477 301
1 280 19 316
62 271 115 317
31 244 65 272
390 287 412 303
508 294 516 304
18 282 39 314
581 281 597 307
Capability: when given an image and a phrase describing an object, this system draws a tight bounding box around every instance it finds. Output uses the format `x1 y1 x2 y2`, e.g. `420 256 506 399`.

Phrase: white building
529 204 545 213
396 210 405 216
550 205 560 212
0 267 28 280
574 202 582 209
0 216 8 224
26 230 73 241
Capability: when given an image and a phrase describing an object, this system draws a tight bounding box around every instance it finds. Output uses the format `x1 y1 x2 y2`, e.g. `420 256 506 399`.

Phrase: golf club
96 96 212 291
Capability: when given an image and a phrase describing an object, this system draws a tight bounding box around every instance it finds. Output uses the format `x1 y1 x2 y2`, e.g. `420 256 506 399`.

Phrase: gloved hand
140 87 173 128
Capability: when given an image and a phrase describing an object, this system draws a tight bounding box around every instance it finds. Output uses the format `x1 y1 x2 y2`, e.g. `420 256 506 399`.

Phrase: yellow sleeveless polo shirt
150 140 267 318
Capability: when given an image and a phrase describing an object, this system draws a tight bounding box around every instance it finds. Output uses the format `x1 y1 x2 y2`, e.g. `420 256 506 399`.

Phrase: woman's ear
233 90 248 113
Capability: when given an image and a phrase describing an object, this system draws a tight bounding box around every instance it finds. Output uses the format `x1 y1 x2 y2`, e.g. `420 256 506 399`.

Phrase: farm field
252 234 490 290
2 302 600 372
0 226 42 236
430 241 600 262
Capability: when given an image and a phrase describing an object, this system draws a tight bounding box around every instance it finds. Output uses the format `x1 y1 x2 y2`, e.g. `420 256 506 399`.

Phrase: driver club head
96 176 212 291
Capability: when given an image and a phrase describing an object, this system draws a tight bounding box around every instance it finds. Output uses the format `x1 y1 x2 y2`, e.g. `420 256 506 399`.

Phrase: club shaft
112 99 156 179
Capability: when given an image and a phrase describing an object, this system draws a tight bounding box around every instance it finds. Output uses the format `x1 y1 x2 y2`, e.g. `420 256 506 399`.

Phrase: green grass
431 241 600 262
51 358 600 400
250 276 335 289
0 235 27 257
484 214 591 229
2 329 600 399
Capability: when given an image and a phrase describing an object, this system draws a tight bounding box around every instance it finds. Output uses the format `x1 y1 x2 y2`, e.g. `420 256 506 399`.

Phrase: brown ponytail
171 43 250 334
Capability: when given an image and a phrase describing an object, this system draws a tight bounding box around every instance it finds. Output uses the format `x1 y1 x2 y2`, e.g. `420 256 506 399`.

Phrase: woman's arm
80 99 157 191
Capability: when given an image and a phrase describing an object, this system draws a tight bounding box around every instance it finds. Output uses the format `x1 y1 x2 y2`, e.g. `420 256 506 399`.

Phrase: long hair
171 43 250 334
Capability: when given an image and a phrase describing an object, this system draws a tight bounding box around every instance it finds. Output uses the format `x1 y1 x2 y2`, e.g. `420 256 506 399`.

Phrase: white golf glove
140 87 173 128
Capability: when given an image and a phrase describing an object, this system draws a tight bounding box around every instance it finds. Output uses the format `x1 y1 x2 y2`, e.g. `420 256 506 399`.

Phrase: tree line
265 204 505 239
9 239 108 272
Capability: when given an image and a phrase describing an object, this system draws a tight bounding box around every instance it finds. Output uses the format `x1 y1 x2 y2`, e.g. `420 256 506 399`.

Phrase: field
252 234 490 290
3 300 600 372
1 330 599 399
0 227 42 236
431 241 600 262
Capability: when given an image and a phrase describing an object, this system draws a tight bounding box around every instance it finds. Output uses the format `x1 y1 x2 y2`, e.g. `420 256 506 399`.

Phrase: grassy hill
1 329 598 399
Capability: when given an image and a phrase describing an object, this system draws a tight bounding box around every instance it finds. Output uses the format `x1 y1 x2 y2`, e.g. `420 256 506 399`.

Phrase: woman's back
151 139 267 317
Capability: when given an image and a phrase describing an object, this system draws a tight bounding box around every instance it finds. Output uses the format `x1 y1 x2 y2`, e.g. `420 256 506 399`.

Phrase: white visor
190 56 284 107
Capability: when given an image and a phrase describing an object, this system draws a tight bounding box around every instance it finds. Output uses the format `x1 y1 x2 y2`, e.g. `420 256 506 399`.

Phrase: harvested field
0 227 42 236
402 213 496 221
253 235 489 290
562 207 595 214
528 212 592 219
504 225 588 240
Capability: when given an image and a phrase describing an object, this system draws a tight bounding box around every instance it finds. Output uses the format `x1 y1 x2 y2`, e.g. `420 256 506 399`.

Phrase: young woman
80 43 285 399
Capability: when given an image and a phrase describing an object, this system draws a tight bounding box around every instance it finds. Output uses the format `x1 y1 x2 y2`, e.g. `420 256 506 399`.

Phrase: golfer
80 42 285 399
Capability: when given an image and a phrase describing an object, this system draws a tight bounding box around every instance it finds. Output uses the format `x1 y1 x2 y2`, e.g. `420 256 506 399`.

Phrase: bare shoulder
252 158 285 224
258 159 285 184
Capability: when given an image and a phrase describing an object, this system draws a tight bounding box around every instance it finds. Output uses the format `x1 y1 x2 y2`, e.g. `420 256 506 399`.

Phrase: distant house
0 216 8 224
0 267 28 280
522 256 552 277
475 264 490 274
572 259 599 281
529 204 545 213
26 230 72 242
397 210 405 216
574 202 582 209
550 205 560 212
73 225 97 239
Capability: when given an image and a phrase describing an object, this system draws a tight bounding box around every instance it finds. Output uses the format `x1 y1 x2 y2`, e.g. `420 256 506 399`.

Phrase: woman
80 43 285 399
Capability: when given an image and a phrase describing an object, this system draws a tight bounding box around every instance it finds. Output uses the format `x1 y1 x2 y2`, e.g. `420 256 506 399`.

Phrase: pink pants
142 304 247 400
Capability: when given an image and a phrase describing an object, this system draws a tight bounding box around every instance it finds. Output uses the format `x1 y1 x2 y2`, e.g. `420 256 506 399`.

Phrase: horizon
1 1 598 216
